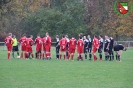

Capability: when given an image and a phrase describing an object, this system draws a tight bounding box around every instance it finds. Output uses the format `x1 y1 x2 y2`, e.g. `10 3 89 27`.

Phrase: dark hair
37 34 40 37
62 35 65 38
79 36 82 39
28 35 31 38
99 35 103 38
22 33 26 37
94 35 98 38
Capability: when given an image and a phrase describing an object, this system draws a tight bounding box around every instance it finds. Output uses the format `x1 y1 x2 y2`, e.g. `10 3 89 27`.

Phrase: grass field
0 48 133 88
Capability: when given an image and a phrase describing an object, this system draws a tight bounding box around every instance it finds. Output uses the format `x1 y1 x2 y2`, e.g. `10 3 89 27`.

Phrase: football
17 56 20 59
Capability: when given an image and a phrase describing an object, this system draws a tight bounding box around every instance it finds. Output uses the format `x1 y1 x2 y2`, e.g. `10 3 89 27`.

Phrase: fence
0 41 133 51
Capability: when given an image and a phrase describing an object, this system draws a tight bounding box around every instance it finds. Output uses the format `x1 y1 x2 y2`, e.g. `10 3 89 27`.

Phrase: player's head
56 35 59 38
46 32 49 36
37 34 40 37
123 47 127 51
105 35 108 39
79 33 83 37
94 35 98 38
28 35 31 38
22 33 26 37
88 35 90 38
8 33 12 37
12 35 16 38
62 35 65 38
65 35 68 38
83 36 86 39
79 36 82 39
99 35 103 38
30 35 33 39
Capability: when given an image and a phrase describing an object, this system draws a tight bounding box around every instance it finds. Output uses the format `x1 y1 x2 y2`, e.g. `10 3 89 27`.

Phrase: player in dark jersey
83 36 88 59
98 35 104 61
114 44 127 62
65 35 70 59
56 35 60 60
87 35 92 60
104 35 110 61
109 36 114 61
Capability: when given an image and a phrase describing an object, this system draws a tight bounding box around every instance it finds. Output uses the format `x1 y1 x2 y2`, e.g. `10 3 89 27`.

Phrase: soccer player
35 34 43 59
19 34 27 59
42 36 47 59
114 44 127 62
109 36 114 61
4 33 13 60
87 35 92 60
83 36 88 59
59 35 67 60
45 32 52 60
104 35 110 61
55 35 60 60
65 35 70 59
12 35 20 59
92 35 99 61
98 35 104 61
25 35 34 59
30 35 34 58
77 36 84 61
69 36 77 61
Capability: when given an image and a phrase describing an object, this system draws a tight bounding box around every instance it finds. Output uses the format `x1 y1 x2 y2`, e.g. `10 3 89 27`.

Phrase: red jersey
25 38 34 46
4 36 13 46
46 36 52 46
93 37 99 48
77 39 84 48
60 38 67 47
69 38 76 49
35 37 42 48
19 36 26 46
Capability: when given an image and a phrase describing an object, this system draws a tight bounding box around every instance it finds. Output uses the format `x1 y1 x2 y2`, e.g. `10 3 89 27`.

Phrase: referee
12 35 20 59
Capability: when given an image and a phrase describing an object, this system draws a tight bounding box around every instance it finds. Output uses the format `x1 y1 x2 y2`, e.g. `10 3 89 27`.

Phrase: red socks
94 55 97 61
8 52 10 60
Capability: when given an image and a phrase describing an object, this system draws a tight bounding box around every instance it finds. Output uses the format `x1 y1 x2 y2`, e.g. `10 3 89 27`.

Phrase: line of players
4 32 126 61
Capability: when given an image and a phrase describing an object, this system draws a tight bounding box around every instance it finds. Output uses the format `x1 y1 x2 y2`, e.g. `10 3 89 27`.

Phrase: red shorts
6 45 12 51
69 48 75 54
21 45 26 51
36 46 42 52
26 46 32 53
92 47 97 53
45 45 50 52
60 46 66 52
77 47 83 54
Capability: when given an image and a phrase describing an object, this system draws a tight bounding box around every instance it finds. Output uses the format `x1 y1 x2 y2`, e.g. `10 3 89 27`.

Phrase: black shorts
104 48 108 52
84 47 87 53
114 46 119 51
88 48 92 53
98 48 103 53
12 46 19 51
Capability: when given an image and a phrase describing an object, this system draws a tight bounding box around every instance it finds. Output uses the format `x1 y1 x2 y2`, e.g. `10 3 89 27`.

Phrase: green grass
0 48 133 88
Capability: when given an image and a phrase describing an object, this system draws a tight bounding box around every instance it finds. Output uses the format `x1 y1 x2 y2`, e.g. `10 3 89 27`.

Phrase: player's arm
107 40 110 49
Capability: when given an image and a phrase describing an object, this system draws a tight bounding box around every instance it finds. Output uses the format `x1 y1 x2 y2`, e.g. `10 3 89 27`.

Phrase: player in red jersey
42 36 46 59
59 35 67 60
19 34 27 59
45 32 52 60
4 33 14 60
92 35 100 61
25 35 34 59
65 35 70 59
69 36 77 61
35 34 43 59
77 36 84 61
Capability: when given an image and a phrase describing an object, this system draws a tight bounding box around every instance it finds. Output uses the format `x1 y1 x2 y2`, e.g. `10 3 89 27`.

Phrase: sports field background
0 47 133 88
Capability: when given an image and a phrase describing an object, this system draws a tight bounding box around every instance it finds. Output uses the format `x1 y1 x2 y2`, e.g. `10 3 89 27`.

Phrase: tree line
0 0 133 41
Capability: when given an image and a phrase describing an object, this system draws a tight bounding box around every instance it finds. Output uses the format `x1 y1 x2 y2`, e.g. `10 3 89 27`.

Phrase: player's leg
84 47 87 59
108 48 112 61
88 48 92 60
7 45 12 60
16 46 20 58
98 48 102 61
92 47 97 61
